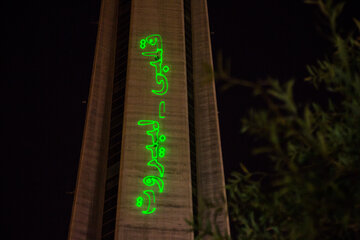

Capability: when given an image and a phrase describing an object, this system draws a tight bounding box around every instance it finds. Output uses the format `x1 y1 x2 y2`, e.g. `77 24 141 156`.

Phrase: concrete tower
68 0 230 239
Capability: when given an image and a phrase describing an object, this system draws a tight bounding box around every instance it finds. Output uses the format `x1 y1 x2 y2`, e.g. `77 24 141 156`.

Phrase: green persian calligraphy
159 101 165 119
139 34 169 95
136 34 169 215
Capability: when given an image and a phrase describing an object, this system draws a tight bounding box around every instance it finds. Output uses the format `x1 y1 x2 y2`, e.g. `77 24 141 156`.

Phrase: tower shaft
68 0 229 239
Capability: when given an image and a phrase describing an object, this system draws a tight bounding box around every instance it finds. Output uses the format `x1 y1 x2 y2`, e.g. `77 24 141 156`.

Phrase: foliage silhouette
192 1 360 239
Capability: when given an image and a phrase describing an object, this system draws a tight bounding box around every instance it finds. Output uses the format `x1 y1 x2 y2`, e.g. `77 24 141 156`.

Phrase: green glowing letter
140 39 146 49
136 196 143 207
163 65 169 73
138 120 160 158
138 120 166 160
147 158 164 177
137 34 169 215
140 34 169 95
142 190 156 215
143 176 164 193
159 135 166 142
159 101 165 119
152 74 168 95
159 147 165 158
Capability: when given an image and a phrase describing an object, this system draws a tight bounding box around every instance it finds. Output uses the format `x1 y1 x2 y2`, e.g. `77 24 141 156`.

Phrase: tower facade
68 0 229 239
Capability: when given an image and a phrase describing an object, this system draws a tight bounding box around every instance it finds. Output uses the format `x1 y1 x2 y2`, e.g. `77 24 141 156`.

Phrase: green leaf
304 106 313 130
240 163 250 174
354 18 360 31
317 132 328 157
267 89 287 101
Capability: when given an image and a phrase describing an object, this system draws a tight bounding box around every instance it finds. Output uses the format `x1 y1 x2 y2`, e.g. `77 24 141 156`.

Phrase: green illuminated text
136 34 169 215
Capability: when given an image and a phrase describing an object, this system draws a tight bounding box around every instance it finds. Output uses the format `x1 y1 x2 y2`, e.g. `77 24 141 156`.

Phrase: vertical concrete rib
68 0 118 239
191 0 231 237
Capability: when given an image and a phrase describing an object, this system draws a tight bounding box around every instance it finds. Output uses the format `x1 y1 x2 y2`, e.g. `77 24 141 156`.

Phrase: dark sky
2 0 359 239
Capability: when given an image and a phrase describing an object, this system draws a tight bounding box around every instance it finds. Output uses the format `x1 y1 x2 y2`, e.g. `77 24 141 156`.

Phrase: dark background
1 0 359 239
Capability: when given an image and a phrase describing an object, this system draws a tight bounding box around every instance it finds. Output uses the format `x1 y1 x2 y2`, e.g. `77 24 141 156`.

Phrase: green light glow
159 135 166 142
143 176 164 193
137 34 168 215
140 34 168 95
136 196 143 207
163 66 169 73
159 147 165 158
142 190 156 215
159 101 165 118
140 39 146 49
147 158 164 177
138 120 164 159
159 101 165 119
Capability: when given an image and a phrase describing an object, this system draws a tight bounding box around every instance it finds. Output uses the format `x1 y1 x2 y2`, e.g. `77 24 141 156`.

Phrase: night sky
2 0 359 239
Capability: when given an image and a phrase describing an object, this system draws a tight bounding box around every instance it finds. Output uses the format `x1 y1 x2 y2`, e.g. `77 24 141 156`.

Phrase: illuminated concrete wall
68 0 229 239
115 0 193 239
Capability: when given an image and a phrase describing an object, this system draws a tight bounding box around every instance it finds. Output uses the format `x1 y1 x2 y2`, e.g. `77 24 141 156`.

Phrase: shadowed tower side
191 0 231 237
68 0 118 239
